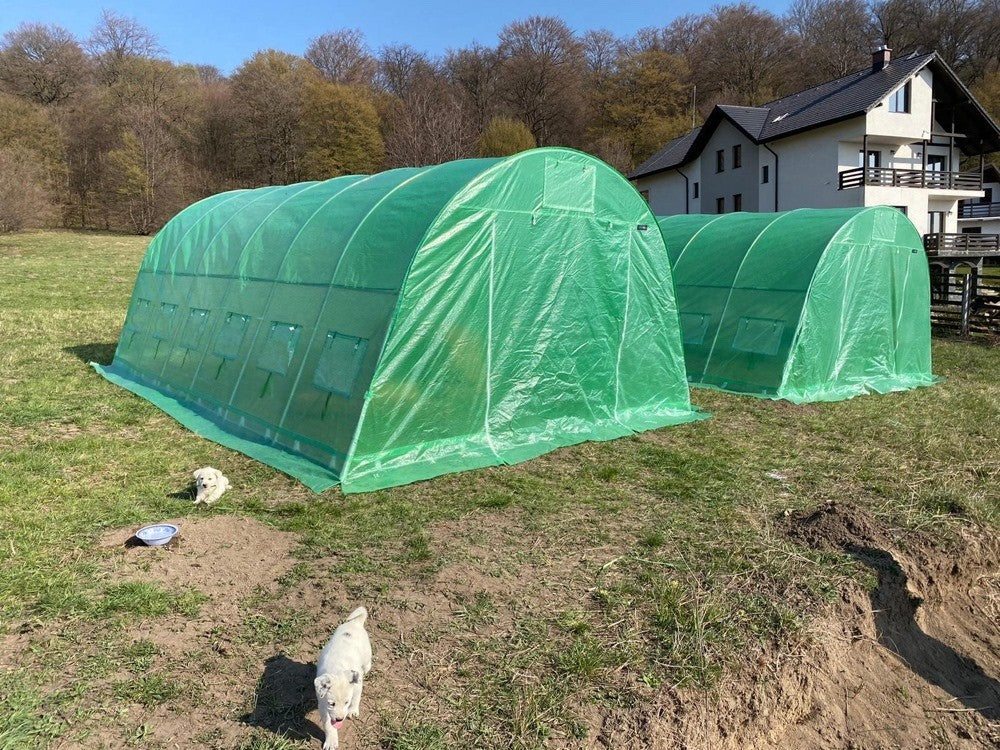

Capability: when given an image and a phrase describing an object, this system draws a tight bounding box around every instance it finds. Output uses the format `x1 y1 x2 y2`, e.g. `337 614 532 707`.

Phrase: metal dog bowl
135 523 179 546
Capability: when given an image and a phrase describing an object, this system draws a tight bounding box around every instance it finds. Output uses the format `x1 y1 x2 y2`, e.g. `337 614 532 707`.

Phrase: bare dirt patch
567 503 1000 749
774 502 1000 749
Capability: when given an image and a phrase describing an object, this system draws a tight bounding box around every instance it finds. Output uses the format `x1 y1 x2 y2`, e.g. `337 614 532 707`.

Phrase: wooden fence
929 266 1000 337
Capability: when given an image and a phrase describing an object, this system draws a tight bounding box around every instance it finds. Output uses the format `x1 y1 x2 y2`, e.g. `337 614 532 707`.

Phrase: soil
35 504 1000 748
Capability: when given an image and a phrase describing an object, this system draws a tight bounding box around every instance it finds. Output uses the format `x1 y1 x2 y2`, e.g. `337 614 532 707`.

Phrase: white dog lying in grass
192 467 229 505
315 606 372 750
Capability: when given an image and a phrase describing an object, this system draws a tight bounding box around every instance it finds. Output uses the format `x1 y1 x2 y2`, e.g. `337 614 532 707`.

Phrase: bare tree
688 3 798 106
497 16 587 146
788 0 877 81
306 29 377 86
445 43 504 133
382 67 475 167
0 23 90 105
376 44 433 96
87 10 163 82
230 50 317 185
582 29 621 79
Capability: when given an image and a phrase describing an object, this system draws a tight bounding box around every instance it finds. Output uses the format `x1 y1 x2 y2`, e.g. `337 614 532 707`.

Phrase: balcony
923 232 1000 256
839 167 983 191
958 201 1000 219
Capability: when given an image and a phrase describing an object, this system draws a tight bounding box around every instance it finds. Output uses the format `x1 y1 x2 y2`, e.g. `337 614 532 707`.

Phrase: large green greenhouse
656 207 938 402
95 148 702 493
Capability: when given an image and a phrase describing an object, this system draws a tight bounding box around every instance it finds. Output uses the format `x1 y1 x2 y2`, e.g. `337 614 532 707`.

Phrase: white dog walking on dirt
315 606 372 750
192 467 229 505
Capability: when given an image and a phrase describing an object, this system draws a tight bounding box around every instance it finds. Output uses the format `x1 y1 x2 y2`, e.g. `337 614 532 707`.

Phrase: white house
630 49 1000 259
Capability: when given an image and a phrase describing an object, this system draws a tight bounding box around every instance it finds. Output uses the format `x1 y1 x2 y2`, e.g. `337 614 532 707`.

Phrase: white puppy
315 606 372 750
192 467 229 505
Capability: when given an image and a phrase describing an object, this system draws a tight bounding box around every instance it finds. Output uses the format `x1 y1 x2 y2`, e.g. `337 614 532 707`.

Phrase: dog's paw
349 707 360 718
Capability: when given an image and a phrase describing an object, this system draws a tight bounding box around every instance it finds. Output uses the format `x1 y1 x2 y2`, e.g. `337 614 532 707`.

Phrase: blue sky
1 0 792 74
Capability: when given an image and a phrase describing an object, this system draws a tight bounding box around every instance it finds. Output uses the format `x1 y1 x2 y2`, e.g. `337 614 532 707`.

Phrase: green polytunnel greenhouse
94 147 703 493
656 207 937 402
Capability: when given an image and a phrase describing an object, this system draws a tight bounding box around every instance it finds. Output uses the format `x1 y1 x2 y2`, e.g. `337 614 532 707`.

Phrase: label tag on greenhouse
637 224 648 231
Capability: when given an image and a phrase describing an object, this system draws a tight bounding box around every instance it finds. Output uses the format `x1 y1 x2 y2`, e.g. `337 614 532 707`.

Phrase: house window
716 149 725 173
892 205 908 216
733 193 743 211
926 154 947 172
927 211 945 234
962 227 982 234
732 144 742 168
716 197 725 214
888 81 911 113
639 190 650 204
859 150 881 168
982 187 993 204
762 165 769 184
693 182 700 198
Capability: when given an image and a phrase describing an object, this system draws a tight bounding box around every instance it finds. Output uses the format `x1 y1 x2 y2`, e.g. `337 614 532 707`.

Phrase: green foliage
300 80 384 178
589 50 692 168
98 582 207 618
476 117 536 157
0 674 62 749
114 674 183 707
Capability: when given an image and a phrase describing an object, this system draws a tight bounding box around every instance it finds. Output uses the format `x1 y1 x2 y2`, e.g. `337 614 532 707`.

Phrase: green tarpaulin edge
688 373 941 402
341 406 708 493
91 361 340 492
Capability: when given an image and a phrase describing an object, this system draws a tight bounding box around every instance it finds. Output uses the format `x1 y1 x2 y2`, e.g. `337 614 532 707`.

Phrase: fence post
959 268 977 336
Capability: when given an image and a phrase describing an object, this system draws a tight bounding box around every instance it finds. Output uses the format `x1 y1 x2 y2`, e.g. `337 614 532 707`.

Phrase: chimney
872 45 892 72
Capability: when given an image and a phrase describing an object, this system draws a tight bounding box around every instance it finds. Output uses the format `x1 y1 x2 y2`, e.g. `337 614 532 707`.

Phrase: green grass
1 230 998 748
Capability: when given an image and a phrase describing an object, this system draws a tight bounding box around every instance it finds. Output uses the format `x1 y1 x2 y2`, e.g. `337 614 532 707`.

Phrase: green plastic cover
656 207 937 402
94 147 702 493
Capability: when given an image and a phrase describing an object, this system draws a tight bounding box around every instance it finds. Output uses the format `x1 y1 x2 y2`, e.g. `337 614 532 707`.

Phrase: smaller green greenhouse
95 147 702 493
656 207 937 402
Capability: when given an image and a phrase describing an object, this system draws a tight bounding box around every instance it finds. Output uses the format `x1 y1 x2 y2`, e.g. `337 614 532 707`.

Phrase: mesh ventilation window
313 332 368 397
181 308 210 349
543 158 596 213
152 303 178 340
680 312 710 344
733 317 784 356
214 312 251 361
258 322 301 376
128 298 152 330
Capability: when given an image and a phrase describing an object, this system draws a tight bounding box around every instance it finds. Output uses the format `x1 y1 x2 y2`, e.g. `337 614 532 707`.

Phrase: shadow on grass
845 544 1000 720
64 342 117 366
168 482 196 502
242 654 322 743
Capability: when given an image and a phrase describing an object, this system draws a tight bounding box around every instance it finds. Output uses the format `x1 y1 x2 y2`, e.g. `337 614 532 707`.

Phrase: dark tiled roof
717 105 770 139
756 52 933 141
630 51 973 180
630 127 701 179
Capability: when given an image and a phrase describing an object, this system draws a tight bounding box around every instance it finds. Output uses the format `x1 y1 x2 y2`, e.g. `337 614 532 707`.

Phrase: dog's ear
350 670 360 685
315 675 332 693
193 469 202 480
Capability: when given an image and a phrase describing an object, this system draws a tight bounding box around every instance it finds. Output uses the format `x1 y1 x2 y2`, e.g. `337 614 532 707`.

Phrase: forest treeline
3 1 1000 234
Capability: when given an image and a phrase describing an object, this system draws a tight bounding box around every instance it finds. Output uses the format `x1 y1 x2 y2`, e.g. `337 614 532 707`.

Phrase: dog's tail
346 606 367 625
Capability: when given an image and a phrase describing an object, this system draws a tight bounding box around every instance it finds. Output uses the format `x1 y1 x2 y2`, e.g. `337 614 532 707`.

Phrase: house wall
771 119 865 211
866 68 934 140
637 171 687 216
699 120 760 213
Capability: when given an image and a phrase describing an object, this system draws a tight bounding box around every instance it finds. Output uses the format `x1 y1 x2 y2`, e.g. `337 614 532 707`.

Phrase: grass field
1 230 997 749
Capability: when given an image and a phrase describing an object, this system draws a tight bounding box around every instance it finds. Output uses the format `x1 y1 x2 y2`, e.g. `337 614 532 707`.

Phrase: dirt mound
775 502 1000 748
